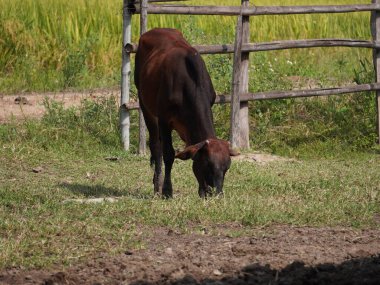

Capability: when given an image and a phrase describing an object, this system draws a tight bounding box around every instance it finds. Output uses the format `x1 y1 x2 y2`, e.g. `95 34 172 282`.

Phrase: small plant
37 96 122 154
353 58 375 85
205 54 233 94
62 49 87 88
62 36 98 88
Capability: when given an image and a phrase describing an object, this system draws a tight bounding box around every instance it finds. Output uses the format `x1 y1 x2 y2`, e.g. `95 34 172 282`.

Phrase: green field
0 98 379 268
1 0 380 270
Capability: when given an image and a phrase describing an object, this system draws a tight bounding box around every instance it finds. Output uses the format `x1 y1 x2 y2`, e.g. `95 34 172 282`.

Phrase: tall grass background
0 0 372 92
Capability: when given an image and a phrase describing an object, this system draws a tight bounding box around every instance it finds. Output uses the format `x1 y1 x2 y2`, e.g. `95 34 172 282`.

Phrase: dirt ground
0 77 320 123
0 89 120 123
1 92 380 284
1 225 380 285
0 76 328 123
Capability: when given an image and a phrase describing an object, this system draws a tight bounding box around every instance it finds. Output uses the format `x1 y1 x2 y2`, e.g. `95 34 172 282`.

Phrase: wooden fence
121 0 380 153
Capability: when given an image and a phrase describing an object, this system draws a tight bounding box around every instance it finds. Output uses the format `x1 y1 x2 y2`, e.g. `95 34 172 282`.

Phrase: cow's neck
187 111 216 145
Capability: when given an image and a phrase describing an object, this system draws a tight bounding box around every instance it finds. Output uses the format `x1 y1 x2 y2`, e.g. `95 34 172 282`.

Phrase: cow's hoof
162 193 173 199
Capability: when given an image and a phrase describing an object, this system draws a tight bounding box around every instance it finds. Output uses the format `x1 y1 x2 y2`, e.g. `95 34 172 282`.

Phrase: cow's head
175 139 239 197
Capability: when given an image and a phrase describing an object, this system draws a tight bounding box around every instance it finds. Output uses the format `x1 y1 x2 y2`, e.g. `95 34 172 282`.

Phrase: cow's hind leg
140 104 162 195
150 138 163 195
159 121 174 199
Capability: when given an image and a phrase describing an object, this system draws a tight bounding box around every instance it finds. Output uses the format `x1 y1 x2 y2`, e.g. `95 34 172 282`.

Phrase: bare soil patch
0 89 119 123
233 153 298 164
1 225 379 285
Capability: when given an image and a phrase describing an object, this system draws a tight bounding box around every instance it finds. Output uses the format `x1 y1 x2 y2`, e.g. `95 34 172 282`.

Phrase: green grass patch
1 99 379 269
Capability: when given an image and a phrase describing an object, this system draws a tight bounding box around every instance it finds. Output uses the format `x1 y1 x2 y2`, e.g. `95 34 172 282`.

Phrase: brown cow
134 28 237 198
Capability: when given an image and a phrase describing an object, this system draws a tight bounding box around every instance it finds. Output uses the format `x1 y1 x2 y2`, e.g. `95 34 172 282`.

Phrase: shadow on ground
129 256 380 285
59 182 152 199
13 255 378 285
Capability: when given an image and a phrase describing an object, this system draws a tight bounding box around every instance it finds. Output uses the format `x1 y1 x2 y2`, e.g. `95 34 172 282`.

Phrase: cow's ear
175 140 208 160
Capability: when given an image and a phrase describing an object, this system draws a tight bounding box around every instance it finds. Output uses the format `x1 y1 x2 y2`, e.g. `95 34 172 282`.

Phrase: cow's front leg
198 182 212 199
198 186 206 198
140 103 162 195
159 122 174 199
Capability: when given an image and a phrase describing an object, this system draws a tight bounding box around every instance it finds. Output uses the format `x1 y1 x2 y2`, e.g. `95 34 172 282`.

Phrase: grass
0 98 379 269
0 0 373 93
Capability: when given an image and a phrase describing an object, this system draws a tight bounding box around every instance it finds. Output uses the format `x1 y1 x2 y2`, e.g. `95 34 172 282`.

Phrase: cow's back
135 28 190 89
135 28 216 144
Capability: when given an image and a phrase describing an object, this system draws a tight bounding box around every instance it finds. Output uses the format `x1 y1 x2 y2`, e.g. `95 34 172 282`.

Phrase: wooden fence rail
134 0 189 3
126 39 379 54
121 0 380 152
125 83 380 110
133 4 380 16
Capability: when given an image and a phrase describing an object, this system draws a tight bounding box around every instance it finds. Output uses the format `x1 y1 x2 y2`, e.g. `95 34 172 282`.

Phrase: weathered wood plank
244 39 379 52
230 13 243 149
134 4 380 16
254 4 380 15
140 0 148 33
120 0 133 151
242 84 380 101
125 39 378 55
372 0 380 144
135 0 189 3
239 0 250 150
138 0 148 155
124 83 380 110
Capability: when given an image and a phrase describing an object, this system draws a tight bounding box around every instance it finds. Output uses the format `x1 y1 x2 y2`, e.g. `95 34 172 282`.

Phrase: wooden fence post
120 0 132 151
230 12 243 148
138 0 148 155
372 0 380 144
230 0 250 149
240 0 250 149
